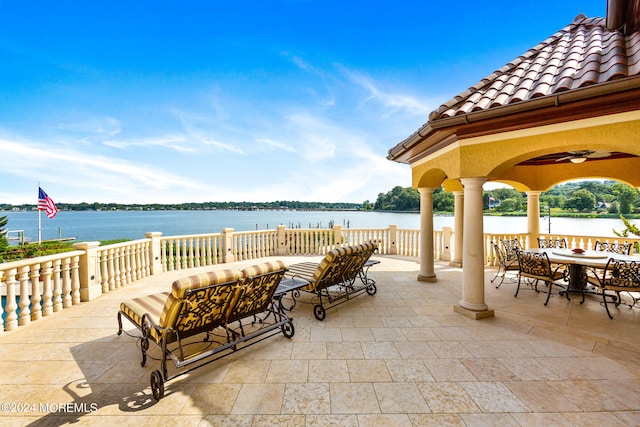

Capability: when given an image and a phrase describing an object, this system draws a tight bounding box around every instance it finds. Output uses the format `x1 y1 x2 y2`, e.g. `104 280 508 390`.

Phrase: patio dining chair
501 238 521 258
593 240 632 255
491 241 519 288
586 258 640 319
537 237 567 249
516 250 567 306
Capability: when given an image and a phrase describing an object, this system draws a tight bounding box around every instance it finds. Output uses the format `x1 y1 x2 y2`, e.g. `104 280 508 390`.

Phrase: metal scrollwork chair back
586 259 640 319
501 238 521 262
537 237 567 249
593 240 632 255
491 242 519 288
516 250 567 306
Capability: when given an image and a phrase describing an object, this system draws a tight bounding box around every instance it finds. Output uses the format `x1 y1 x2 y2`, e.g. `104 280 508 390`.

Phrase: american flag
38 187 58 219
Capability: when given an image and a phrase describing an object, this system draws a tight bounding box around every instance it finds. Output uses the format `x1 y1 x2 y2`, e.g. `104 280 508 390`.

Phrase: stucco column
451 190 464 267
454 177 494 319
526 191 541 249
144 232 163 275
418 187 437 282
72 241 101 301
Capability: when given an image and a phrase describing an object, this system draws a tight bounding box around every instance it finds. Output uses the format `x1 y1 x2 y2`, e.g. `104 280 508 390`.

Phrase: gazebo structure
387 1 640 319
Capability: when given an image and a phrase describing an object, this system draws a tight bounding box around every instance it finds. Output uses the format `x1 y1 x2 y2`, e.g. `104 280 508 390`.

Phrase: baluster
113 248 121 289
131 243 139 281
208 236 214 264
160 238 167 271
204 236 212 264
4 268 18 331
108 248 116 291
124 246 132 285
194 237 201 267
52 259 63 312
71 255 80 304
62 258 72 308
41 261 53 316
30 263 42 321
183 239 190 268
17 266 31 326
253 233 259 259
139 242 145 278
137 242 144 277
100 251 109 292
176 238 183 269
168 239 176 271
184 238 190 268
143 241 151 276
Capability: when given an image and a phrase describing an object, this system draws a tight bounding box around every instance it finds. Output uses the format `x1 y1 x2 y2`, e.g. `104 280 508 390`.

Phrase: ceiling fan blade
555 155 574 162
586 151 611 159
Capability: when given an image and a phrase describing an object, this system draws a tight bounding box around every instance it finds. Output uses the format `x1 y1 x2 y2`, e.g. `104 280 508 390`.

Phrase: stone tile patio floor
1 255 639 426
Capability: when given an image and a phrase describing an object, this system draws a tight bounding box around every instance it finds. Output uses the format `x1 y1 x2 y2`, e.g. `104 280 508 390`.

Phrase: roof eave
387 75 640 164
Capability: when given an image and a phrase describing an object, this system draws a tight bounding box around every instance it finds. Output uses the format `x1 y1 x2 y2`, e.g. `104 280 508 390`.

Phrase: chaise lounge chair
117 260 293 400
285 242 379 320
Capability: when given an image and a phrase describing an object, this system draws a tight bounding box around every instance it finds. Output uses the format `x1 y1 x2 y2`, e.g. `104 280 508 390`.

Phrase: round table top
551 249 609 259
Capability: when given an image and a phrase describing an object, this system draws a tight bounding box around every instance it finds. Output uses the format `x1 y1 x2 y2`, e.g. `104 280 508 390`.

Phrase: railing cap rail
97 238 151 250
0 250 85 270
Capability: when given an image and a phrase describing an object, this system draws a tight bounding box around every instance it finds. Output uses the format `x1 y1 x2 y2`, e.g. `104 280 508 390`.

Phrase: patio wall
1 224 638 333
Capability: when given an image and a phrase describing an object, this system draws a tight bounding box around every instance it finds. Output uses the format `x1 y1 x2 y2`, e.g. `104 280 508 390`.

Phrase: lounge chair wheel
150 370 164 401
313 305 326 321
281 321 295 338
366 284 377 295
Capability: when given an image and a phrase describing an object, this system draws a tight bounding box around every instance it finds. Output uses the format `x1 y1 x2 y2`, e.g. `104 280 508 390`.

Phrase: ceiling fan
555 150 611 164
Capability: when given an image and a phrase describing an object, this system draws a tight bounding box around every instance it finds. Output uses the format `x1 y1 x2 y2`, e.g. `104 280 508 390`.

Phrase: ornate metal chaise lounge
285 242 379 320
117 261 294 400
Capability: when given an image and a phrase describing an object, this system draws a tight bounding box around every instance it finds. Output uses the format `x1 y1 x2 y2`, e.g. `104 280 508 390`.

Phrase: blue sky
0 0 605 205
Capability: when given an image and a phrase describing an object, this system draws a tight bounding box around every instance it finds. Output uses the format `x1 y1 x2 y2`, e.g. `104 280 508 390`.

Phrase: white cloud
256 138 297 153
53 116 122 139
102 135 194 152
338 66 435 118
0 138 206 203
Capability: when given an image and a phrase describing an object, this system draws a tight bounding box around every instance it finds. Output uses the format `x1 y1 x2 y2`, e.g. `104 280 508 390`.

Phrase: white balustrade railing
4 224 640 333
1 251 83 332
341 228 389 253
161 233 223 271
231 229 278 261
282 228 337 255
97 239 151 292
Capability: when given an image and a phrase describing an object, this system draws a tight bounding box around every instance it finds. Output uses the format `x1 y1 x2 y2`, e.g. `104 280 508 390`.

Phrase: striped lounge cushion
120 292 169 341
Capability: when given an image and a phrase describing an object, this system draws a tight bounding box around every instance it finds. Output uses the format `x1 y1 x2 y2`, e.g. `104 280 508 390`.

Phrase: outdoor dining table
525 247 639 298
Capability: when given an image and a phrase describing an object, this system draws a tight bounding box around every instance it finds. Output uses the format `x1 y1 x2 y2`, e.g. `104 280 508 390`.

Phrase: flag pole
38 181 42 244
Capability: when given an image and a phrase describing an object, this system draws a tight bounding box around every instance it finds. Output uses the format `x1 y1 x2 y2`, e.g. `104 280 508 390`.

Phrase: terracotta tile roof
430 14 640 121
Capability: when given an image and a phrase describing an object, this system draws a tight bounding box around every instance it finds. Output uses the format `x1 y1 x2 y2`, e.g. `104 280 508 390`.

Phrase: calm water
1 210 635 243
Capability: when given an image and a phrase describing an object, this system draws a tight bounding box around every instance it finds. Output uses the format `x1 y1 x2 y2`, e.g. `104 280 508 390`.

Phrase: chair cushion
120 292 169 341
241 260 288 279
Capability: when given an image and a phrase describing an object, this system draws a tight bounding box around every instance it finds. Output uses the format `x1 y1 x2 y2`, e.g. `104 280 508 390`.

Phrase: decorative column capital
460 177 487 190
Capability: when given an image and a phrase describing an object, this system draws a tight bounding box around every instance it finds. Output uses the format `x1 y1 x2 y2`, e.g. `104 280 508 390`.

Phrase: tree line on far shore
373 180 640 216
2 180 638 216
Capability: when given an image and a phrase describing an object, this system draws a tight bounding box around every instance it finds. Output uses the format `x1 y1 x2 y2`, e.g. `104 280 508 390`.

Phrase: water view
2 210 635 243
